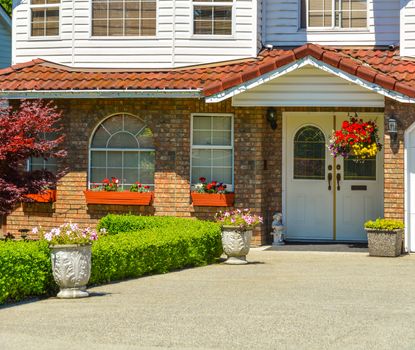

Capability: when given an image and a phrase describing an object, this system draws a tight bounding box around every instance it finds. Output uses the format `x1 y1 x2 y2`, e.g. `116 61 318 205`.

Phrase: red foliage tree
0 100 67 215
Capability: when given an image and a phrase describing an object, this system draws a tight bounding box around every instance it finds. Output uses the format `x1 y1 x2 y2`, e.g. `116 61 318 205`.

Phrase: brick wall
383 98 415 221
5 98 280 245
7 97 403 245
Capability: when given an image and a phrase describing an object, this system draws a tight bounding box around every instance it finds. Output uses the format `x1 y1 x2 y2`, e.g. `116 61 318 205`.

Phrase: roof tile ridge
0 59 46 76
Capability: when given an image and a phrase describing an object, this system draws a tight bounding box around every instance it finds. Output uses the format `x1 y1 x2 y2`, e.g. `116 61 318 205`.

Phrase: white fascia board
205 56 415 104
0 89 202 99
0 7 11 29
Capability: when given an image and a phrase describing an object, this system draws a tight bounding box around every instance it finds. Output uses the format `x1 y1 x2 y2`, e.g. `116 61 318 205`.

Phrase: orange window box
26 189 57 203
83 191 154 206
191 193 235 207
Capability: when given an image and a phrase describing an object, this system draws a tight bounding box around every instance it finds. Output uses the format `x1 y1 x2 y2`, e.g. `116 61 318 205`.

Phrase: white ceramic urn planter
50 244 92 298
221 226 252 265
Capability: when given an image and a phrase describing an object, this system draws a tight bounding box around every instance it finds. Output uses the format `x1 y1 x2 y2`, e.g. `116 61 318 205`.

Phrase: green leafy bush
0 216 222 304
0 1 12 16
364 218 404 230
0 240 55 304
91 215 222 283
97 214 187 235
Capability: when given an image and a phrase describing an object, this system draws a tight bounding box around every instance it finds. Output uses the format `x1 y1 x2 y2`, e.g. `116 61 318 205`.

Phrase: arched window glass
294 126 325 180
90 113 155 189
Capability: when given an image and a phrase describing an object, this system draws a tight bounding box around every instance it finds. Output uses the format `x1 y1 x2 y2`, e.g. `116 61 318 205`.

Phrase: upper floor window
92 0 157 37
30 0 60 37
193 0 233 36
301 0 367 29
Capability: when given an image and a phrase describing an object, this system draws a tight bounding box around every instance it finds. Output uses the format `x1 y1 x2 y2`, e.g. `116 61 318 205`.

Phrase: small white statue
271 212 285 246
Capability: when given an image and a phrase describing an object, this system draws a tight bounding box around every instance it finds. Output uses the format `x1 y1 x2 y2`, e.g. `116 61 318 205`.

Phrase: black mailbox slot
351 185 367 191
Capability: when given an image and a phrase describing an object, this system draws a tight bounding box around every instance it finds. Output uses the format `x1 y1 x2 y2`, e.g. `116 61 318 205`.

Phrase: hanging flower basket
191 193 235 207
26 189 57 203
84 191 153 205
328 116 382 159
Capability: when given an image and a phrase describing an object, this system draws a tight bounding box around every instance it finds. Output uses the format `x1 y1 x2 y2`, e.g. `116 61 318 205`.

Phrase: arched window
89 113 155 189
293 126 325 180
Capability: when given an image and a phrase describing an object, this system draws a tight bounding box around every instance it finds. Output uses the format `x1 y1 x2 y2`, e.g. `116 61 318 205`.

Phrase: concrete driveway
1 249 415 350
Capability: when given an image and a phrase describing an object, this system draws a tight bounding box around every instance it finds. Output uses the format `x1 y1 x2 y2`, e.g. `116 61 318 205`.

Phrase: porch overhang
204 56 415 105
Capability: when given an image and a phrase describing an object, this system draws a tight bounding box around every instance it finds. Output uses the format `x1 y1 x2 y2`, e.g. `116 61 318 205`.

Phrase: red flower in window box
191 178 234 207
26 189 57 203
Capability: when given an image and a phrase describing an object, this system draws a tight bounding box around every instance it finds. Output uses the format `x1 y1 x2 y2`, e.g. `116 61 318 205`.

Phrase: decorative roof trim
0 89 202 100
205 56 415 104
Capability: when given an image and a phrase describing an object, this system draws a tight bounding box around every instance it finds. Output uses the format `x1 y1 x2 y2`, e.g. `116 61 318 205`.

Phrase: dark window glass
294 126 326 180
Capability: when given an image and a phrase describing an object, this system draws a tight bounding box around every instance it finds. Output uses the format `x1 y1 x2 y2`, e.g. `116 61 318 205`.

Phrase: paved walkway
1 249 415 350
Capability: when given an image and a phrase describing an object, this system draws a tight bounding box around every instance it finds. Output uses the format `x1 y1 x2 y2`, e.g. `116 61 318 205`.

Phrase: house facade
2 0 415 249
0 4 11 68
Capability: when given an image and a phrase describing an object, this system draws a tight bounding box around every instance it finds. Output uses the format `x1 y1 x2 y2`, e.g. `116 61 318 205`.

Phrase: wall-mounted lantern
266 107 277 130
388 116 398 143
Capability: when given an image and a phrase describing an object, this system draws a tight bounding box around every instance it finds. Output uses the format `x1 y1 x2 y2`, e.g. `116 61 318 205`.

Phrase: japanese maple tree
0 100 66 215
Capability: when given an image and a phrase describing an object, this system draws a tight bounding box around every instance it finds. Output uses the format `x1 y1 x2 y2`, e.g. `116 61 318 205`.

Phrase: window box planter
191 193 235 207
83 191 153 206
25 189 57 203
365 228 404 257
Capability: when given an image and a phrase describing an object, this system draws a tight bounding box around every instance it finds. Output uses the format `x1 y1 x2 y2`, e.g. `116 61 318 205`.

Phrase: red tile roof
1 44 415 99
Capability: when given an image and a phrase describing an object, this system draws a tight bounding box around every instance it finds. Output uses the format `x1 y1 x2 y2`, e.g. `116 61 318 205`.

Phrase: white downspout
171 0 176 67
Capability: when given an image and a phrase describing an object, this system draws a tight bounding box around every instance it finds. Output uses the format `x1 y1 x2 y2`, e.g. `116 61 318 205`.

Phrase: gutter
0 89 203 99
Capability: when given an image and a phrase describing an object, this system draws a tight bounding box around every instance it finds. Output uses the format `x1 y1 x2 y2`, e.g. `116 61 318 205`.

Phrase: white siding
0 14 11 68
232 65 385 107
263 0 400 46
401 0 415 57
13 0 257 68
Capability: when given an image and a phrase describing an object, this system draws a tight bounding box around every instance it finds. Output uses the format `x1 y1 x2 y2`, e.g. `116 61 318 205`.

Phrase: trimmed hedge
97 214 183 235
92 215 222 283
0 216 222 304
0 240 55 304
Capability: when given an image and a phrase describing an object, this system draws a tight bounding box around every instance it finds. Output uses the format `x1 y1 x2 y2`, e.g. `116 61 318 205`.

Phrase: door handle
328 172 332 191
336 173 341 191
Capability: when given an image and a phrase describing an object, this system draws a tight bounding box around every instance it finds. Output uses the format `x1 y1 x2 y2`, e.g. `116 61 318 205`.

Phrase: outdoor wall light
266 107 277 130
388 116 398 143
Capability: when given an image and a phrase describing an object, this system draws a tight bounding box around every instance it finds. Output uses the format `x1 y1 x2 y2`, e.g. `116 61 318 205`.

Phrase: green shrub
364 218 404 230
97 214 182 234
0 216 222 304
0 240 55 304
91 216 222 284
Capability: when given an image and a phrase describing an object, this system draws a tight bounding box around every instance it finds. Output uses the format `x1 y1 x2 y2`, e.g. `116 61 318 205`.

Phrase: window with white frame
191 114 233 189
301 0 367 29
89 113 155 189
91 0 157 36
30 0 60 37
193 0 233 35
29 132 59 173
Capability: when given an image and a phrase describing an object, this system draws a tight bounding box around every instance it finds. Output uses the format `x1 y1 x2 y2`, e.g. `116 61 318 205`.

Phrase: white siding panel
264 0 400 46
401 0 415 57
232 66 385 107
13 0 257 68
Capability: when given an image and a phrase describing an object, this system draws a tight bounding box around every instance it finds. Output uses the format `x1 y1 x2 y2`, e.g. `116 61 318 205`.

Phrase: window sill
89 36 158 40
190 35 235 40
28 36 61 41
297 28 370 33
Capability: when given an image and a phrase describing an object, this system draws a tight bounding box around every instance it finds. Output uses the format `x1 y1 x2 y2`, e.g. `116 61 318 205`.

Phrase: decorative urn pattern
50 244 92 298
221 226 252 265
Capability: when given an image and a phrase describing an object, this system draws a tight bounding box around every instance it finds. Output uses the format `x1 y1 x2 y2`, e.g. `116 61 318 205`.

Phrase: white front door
285 112 384 241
